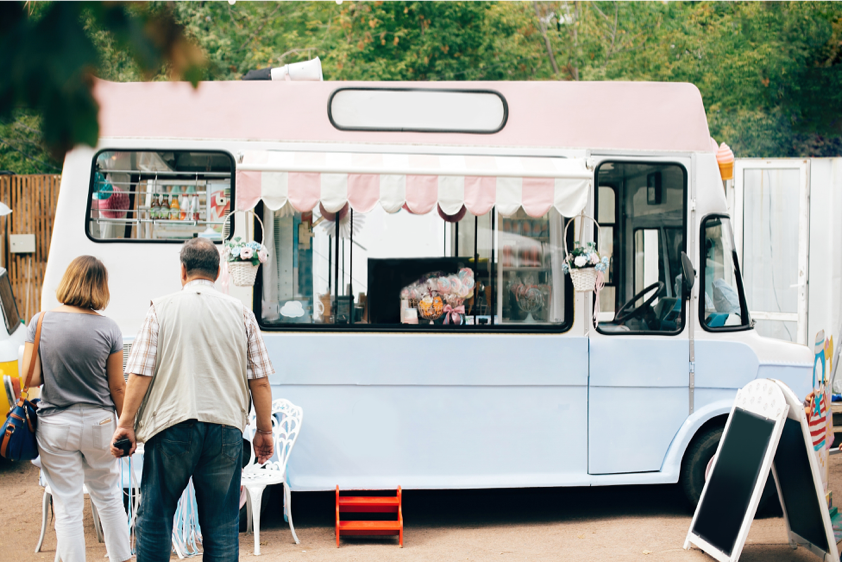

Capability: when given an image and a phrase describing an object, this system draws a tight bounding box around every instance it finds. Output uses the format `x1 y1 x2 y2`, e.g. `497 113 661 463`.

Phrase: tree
0 1 204 167
2 1 841 172
561 1 842 157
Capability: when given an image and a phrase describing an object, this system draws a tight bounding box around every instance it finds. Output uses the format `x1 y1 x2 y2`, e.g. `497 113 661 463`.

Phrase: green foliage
2 0 842 173
0 1 204 162
570 1 842 157
0 111 61 174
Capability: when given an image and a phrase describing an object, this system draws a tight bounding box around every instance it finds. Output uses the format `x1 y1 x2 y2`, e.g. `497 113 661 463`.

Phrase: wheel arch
659 399 733 482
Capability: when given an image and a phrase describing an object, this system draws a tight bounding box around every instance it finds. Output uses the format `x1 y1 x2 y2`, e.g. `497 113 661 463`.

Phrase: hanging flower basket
562 214 608 293
228 261 260 287
570 267 601 292
224 210 268 287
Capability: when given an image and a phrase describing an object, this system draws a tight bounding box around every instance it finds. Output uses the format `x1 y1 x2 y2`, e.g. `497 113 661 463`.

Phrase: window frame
593 160 689 337
699 213 753 333
252 201 575 334
85 148 236 245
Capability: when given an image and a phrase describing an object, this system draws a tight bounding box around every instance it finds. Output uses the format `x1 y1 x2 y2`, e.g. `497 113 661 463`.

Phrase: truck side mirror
681 251 695 294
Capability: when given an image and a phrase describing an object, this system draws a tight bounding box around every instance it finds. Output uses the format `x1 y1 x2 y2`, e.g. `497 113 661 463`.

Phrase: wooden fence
0 175 61 322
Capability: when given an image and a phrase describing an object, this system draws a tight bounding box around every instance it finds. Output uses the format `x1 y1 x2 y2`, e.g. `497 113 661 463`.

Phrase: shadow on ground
265 483 695 530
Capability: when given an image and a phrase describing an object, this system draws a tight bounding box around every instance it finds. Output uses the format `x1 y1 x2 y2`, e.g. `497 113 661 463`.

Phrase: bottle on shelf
186 184 199 221
149 193 159 220
170 186 181 220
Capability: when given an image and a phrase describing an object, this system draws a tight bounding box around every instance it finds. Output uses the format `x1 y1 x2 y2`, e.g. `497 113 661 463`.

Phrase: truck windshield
701 216 750 330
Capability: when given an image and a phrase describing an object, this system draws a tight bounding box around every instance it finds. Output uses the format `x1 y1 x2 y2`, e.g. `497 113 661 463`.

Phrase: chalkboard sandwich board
684 378 789 562
770 380 839 562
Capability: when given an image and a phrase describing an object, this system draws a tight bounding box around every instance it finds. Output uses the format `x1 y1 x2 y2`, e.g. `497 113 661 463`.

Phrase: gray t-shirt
26 312 123 417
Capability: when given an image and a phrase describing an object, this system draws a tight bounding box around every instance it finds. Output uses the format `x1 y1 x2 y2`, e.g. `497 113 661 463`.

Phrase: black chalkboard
691 408 775 556
367 257 466 324
774 418 830 552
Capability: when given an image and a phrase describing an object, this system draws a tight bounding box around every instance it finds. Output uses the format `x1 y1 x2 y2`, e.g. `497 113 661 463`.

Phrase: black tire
680 425 722 509
679 424 781 515
756 470 782 517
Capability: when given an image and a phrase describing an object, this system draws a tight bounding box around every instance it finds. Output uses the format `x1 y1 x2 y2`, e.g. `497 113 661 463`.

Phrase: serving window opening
87 150 233 242
594 162 687 335
256 204 573 331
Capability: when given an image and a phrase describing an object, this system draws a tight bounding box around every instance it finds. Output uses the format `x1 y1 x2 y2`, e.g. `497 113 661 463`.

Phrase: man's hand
248 377 275 464
111 425 137 458
253 432 274 464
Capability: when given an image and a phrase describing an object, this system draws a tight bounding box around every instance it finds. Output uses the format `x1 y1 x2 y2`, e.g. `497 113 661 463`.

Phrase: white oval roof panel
328 88 508 133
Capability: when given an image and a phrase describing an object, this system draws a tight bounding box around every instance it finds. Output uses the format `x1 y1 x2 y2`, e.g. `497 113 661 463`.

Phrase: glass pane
596 163 685 334
701 216 748 329
88 151 232 241
499 209 565 324
634 229 661 299
598 186 615 224
259 205 570 329
741 168 800 316
0 272 20 335
599 225 614 285
755 319 796 342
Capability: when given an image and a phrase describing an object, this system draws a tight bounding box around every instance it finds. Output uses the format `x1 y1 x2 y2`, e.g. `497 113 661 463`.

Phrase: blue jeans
136 420 243 562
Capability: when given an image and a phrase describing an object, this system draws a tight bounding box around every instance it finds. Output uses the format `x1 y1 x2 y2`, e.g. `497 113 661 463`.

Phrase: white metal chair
35 452 143 561
35 477 103 556
242 398 303 555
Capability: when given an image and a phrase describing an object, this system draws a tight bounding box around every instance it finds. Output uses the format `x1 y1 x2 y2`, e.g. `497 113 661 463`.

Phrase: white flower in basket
562 215 608 293
226 237 268 287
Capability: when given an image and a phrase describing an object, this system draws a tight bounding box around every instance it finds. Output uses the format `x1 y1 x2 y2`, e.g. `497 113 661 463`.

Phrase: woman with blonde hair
24 255 131 562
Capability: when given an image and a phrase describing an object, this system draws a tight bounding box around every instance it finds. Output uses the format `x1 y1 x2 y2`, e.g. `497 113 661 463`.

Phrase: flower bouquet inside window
562 241 609 292
401 268 475 325
225 237 269 287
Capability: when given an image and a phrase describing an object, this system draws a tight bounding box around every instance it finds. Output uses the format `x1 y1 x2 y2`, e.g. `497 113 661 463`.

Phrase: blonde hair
55 256 110 310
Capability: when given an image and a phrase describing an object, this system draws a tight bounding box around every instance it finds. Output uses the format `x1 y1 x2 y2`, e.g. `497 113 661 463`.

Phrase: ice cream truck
43 78 814 508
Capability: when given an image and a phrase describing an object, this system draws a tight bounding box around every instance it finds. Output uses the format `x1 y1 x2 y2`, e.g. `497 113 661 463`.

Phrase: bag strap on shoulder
20 312 44 401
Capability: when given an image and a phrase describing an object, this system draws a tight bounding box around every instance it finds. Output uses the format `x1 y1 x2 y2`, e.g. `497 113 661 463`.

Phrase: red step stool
335 486 403 547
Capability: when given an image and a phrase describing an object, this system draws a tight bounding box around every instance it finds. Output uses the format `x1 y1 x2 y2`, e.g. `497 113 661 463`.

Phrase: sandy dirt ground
2 454 841 562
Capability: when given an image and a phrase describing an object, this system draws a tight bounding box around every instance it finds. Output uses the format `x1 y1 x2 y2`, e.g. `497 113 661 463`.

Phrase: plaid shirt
125 279 273 380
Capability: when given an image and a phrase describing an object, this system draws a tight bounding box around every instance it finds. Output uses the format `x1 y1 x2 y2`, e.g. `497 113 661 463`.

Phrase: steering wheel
614 281 665 323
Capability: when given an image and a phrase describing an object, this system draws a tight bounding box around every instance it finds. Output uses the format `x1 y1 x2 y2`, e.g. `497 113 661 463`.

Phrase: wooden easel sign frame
684 379 790 562
770 380 840 562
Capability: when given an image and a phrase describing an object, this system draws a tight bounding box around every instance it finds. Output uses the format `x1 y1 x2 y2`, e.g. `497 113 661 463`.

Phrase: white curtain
548 208 565 322
261 207 279 321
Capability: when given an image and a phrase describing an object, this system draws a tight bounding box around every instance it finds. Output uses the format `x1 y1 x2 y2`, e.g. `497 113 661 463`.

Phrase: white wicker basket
229 261 260 287
226 209 264 287
570 267 599 292
563 213 602 293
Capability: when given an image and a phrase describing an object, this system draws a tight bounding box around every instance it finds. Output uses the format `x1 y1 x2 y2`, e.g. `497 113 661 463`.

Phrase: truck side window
0 270 21 335
256 204 573 332
701 216 750 330
87 150 233 242
595 162 687 334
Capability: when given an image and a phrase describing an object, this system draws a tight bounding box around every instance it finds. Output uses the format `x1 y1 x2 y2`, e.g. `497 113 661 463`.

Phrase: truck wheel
680 426 722 509
756 472 781 516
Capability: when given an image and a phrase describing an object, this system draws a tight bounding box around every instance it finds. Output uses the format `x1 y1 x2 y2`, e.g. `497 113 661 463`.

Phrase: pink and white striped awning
235 150 591 218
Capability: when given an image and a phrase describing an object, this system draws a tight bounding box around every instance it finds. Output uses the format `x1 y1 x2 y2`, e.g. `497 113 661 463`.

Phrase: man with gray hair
112 237 275 562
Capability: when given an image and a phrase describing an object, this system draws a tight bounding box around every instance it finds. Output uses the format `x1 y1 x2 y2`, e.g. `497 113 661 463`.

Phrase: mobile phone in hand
113 437 132 457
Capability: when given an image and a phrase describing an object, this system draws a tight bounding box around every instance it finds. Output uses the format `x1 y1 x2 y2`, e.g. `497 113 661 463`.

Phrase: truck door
588 161 690 475
732 159 810 344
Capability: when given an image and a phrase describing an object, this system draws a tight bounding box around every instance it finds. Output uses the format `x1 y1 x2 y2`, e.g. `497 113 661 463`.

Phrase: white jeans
37 405 132 562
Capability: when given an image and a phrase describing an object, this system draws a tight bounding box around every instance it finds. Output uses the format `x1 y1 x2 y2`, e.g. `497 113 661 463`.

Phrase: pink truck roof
94 79 713 153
